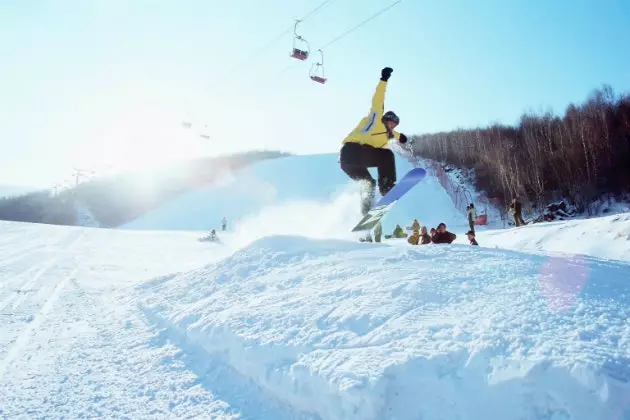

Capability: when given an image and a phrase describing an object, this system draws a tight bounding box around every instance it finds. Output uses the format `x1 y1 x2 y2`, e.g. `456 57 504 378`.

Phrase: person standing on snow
339 67 409 217
509 197 526 227
466 204 476 234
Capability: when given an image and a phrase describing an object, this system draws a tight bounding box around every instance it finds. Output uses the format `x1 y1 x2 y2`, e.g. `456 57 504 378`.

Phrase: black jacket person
339 67 409 215
431 223 456 244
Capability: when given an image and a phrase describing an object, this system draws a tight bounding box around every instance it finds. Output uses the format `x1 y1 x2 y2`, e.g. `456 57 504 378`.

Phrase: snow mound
478 212 630 262
139 235 630 420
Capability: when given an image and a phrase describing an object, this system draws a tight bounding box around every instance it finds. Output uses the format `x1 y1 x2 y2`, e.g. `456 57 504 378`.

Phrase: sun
74 102 216 177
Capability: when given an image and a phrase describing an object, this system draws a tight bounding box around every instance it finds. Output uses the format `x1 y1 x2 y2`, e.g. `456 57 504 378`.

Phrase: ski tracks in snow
0 223 291 418
0 228 84 379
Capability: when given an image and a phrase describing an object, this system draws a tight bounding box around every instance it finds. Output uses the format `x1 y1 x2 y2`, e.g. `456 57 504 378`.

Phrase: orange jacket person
339 67 409 215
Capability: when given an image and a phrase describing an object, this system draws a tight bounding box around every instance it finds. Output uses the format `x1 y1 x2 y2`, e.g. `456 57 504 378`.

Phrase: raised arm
370 67 393 115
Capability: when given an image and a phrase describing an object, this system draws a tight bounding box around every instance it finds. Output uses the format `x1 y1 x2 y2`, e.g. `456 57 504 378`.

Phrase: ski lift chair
309 49 327 84
290 20 310 60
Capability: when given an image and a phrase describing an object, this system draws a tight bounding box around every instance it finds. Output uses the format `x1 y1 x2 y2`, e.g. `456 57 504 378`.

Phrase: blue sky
1 0 629 188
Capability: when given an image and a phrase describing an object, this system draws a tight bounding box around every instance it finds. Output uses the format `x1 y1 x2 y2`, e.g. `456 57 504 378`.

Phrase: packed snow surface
3 150 630 419
2 220 630 419
0 221 247 419
477 212 630 262
141 235 630 420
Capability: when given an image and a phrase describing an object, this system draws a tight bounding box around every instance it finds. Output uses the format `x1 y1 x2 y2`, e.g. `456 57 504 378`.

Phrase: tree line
410 85 630 214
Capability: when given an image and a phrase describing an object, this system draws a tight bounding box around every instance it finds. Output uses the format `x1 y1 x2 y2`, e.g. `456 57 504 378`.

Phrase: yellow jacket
343 80 401 148
408 230 420 245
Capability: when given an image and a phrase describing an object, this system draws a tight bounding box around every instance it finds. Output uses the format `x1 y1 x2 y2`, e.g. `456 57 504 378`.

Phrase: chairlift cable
318 0 403 50
300 0 334 21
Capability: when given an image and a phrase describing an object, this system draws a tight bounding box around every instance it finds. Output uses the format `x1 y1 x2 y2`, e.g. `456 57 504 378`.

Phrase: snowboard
351 167 427 232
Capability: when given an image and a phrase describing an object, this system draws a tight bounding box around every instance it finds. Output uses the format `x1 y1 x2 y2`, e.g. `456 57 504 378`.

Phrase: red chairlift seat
309 49 327 84
291 48 309 60
290 19 310 61
310 75 327 84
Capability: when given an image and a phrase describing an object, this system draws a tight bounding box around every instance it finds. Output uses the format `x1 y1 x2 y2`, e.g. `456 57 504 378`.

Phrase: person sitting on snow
419 226 432 244
392 224 407 238
385 224 408 240
407 229 420 245
431 223 456 244
466 230 478 246
410 219 420 231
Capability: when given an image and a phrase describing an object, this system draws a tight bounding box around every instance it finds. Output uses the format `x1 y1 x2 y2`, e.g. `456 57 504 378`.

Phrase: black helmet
382 111 399 125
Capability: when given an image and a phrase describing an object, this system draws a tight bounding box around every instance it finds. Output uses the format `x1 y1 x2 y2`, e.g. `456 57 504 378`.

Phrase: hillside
0 150 289 227
121 152 466 240
121 150 630 262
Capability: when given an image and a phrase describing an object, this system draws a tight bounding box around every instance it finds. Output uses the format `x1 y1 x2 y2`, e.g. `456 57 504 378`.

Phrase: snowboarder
198 229 220 243
339 67 409 217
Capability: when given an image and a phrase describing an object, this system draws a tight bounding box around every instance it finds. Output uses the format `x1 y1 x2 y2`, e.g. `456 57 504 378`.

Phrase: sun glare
73 101 217 178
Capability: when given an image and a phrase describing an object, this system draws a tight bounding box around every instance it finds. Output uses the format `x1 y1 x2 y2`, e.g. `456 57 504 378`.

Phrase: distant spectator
509 197 526 227
466 203 476 233
221 217 227 231
466 230 478 246
392 224 407 238
407 229 420 245
431 223 456 244
419 226 431 244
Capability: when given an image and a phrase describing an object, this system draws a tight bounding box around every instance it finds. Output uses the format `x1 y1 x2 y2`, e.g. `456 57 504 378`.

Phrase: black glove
381 67 393 81
399 133 408 144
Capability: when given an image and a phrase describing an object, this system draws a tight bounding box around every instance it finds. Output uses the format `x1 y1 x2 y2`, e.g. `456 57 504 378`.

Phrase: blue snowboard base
351 167 426 232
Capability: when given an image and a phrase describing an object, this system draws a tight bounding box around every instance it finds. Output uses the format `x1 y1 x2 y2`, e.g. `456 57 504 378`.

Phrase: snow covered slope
477 212 630 262
3 220 629 419
122 152 630 263
0 221 242 419
2 215 630 418
122 153 464 241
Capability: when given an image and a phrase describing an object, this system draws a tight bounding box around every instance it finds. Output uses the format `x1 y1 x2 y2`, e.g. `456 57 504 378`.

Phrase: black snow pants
340 142 396 215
